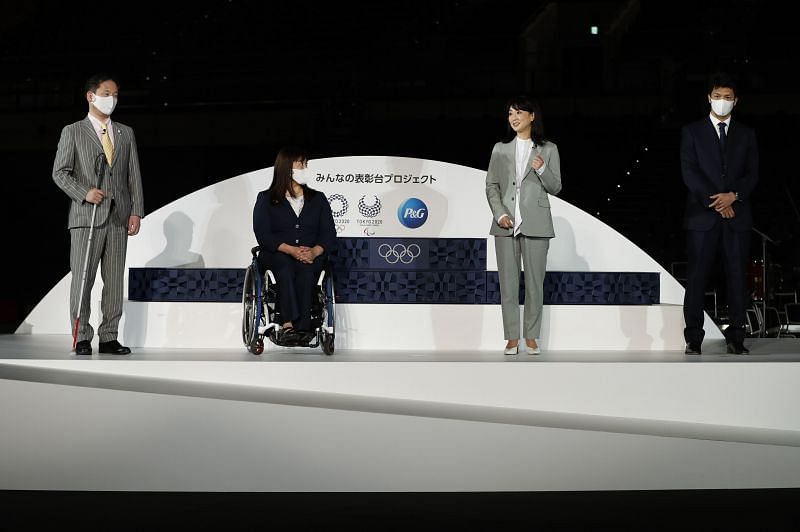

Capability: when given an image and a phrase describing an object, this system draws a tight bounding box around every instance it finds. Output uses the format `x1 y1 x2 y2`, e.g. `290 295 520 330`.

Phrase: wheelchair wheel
250 339 264 355
241 263 261 349
319 269 335 356
322 333 335 356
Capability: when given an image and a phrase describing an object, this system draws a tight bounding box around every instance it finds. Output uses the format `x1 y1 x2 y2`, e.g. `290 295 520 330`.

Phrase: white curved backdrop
19 156 720 349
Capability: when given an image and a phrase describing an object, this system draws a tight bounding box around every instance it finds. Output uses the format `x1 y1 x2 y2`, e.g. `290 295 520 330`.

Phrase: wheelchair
242 246 336 355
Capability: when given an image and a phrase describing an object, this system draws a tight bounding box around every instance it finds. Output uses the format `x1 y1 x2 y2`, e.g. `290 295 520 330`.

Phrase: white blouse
286 193 304 217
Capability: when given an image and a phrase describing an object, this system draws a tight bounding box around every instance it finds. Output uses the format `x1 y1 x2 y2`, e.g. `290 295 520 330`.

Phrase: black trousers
259 251 325 331
683 223 751 344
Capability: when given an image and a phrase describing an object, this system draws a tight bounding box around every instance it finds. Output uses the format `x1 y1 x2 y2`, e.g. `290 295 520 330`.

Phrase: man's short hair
707 72 738 96
84 74 120 94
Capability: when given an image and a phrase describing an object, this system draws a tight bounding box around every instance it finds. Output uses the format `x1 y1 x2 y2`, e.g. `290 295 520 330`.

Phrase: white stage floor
2 334 800 492
2 333 799 362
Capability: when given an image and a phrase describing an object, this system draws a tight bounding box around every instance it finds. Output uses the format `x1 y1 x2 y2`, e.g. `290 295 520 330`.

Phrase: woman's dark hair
707 72 738 97
506 96 547 145
269 146 310 204
84 73 120 94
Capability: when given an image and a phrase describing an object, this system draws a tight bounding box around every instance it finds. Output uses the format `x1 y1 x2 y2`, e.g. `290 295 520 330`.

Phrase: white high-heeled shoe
525 341 541 355
504 344 519 355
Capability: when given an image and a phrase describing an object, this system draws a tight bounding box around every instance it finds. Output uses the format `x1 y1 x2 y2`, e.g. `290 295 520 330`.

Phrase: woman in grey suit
485 96 562 355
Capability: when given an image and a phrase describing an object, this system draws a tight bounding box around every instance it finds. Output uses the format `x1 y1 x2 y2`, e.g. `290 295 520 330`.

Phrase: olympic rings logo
378 243 421 264
328 194 349 217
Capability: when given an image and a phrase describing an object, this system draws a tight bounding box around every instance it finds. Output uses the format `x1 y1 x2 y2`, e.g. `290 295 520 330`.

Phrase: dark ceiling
1 0 798 330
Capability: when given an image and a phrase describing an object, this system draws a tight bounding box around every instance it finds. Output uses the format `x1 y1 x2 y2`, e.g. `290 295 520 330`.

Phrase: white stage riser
1 376 799 491
57 301 702 350
5 359 799 432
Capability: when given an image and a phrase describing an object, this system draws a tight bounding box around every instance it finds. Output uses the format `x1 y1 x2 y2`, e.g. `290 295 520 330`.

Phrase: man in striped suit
53 74 144 355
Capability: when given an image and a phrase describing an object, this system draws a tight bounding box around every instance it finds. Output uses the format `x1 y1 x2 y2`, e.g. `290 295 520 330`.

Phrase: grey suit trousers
69 205 128 342
495 235 550 339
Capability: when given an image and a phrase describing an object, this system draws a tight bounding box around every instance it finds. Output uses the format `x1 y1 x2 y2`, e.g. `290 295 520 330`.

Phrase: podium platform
2 334 799 492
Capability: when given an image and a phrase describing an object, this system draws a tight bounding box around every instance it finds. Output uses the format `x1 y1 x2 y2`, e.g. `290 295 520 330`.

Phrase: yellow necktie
100 124 114 165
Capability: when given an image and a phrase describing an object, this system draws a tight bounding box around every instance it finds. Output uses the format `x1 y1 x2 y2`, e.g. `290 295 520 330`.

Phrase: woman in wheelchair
253 147 337 345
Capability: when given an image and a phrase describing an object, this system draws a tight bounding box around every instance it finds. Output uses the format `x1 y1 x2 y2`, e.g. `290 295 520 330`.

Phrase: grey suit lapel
111 124 124 167
520 141 538 182
502 140 520 178
81 117 103 151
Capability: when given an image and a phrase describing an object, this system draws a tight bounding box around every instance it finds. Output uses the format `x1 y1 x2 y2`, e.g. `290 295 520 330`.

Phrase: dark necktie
718 122 727 153
718 122 728 184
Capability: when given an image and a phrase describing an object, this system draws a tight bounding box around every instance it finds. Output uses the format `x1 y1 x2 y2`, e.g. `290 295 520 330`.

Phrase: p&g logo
397 198 428 229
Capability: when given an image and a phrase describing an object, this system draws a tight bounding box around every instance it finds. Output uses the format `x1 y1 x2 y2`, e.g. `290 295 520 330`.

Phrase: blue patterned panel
427 238 487 270
485 271 502 305
485 271 660 305
330 237 486 272
329 238 370 270
333 271 488 304
413 271 487 304
129 268 245 302
129 248 658 305
544 272 660 304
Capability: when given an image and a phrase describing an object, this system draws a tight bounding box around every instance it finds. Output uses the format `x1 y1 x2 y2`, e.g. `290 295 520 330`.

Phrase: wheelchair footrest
267 327 319 348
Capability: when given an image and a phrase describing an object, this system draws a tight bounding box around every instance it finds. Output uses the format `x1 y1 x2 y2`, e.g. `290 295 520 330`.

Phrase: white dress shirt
286 193 305 217
709 113 731 138
513 137 533 235
87 113 115 146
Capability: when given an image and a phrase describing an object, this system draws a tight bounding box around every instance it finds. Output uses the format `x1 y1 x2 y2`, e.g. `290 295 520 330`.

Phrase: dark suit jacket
253 186 337 256
680 117 758 232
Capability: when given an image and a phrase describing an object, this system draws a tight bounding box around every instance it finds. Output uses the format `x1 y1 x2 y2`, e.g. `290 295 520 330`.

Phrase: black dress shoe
685 342 702 355
75 340 92 356
98 340 131 355
297 330 316 345
726 342 749 355
278 327 301 345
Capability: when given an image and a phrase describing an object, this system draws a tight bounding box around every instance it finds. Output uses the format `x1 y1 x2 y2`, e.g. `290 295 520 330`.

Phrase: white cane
72 153 107 349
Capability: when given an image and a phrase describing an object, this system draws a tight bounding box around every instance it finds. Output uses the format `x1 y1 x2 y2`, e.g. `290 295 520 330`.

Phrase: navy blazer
680 117 758 232
253 186 337 255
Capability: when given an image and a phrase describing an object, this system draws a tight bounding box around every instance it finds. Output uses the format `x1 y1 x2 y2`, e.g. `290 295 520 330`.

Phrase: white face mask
292 168 310 185
92 93 117 116
709 98 735 117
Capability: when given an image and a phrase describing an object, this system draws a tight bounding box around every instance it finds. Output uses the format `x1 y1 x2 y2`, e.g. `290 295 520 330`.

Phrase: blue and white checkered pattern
129 238 659 305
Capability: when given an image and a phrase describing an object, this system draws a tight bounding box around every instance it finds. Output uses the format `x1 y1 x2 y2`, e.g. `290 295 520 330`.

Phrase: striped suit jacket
53 117 144 228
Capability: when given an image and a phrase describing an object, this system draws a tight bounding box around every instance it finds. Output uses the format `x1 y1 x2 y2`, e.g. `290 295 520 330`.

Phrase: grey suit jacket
53 117 144 228
485 139 562 237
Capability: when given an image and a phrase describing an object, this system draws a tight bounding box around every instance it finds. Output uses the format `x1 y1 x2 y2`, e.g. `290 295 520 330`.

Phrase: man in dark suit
681 72 758 355
53 74 145 355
